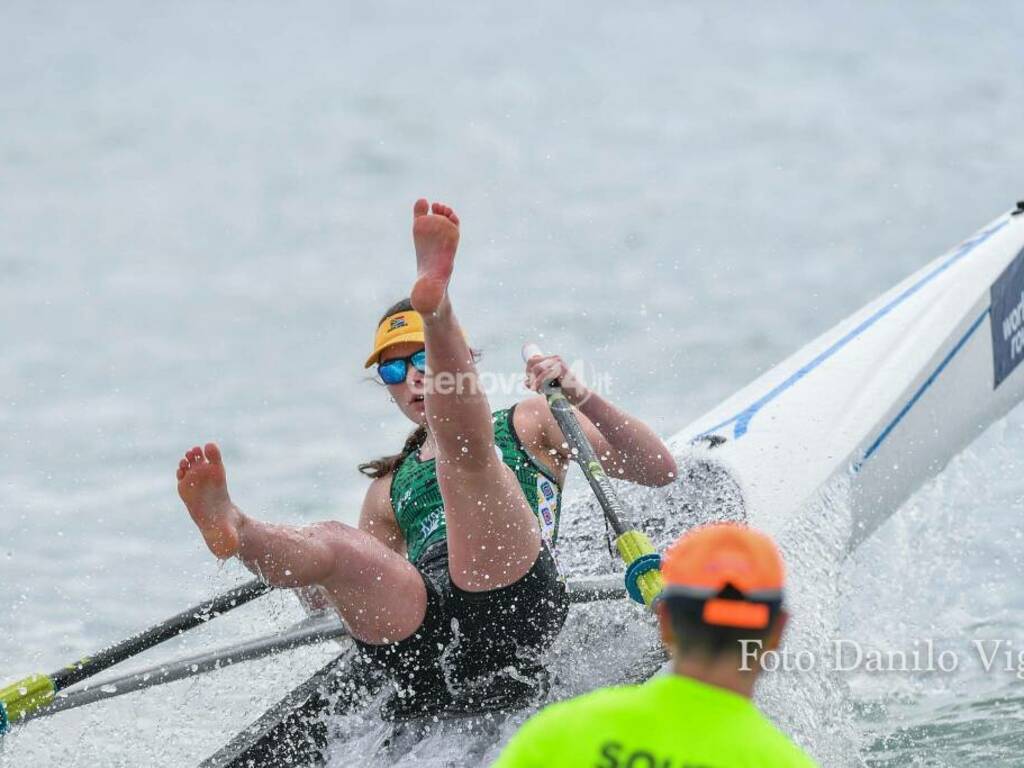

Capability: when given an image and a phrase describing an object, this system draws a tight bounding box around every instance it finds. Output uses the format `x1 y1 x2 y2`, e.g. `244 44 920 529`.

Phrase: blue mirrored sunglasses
377 349 427 385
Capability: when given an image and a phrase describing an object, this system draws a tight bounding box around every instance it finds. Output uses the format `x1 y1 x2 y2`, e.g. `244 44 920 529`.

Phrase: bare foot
177 443 242 559
411 198 460 315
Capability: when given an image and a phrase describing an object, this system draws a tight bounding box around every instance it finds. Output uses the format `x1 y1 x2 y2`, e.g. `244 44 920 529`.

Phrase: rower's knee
301 520 360 579
307 520 354 538
308 520 361 549
309 520 405 573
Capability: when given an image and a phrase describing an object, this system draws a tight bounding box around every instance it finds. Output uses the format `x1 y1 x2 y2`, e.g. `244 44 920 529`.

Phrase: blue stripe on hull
697 218 1008 448
852 307 990 473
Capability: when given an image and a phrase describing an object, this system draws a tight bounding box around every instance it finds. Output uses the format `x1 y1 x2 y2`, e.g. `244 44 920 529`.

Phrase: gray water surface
2 2 1023 766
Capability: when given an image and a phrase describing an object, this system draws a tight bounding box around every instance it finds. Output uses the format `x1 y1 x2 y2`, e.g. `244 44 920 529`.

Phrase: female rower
176 199 677 714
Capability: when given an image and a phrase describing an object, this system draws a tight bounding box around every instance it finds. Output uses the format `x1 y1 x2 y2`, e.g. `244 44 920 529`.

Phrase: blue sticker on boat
990 245 1024 389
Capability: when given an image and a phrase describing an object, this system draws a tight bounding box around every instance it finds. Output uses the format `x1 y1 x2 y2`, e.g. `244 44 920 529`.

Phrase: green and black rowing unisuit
390 405 562 564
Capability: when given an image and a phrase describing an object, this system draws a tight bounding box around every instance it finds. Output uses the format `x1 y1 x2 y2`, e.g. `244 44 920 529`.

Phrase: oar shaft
523 342 630 534
26 576 630 723
542 388 629 536
1 578 271 733
31 617 348 721
50 578 271 689
523 343 664 606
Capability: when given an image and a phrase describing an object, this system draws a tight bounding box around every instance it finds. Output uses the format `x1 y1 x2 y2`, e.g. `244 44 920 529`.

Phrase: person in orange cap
494 523 817 767
175 199 678 718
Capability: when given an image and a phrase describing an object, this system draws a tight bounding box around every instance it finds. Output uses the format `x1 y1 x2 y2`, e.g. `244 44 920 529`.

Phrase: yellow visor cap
365 310 426 368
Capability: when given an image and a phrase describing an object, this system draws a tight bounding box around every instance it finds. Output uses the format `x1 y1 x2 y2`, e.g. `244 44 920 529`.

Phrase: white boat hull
672 207 1024 548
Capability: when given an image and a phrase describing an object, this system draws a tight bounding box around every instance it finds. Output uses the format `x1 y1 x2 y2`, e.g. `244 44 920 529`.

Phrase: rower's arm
516 395 676 488
522 352 677 487
569 390 677 487
357 475 407 557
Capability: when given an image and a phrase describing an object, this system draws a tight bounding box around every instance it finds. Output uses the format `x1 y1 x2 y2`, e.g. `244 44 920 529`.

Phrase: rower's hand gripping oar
0 577 271 735
522 344 663 607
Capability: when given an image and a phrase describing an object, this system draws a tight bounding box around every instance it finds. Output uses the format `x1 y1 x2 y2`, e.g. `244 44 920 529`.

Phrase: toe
204 443 223 465
413 198 429 218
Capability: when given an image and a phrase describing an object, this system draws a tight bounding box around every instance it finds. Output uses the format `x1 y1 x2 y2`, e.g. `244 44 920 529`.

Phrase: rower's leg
411 200 542 592
177 444 426 644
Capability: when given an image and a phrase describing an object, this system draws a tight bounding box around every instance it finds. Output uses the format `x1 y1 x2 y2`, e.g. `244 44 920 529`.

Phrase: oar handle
521 343 559 394
521 342 663 605
523 343 626 535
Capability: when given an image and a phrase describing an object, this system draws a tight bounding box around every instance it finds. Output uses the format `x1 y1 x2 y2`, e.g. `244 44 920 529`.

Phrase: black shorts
354 542 569 714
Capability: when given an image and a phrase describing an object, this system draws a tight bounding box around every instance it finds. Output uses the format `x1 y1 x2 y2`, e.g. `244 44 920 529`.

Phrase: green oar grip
616 530 664 606
0 674 56 733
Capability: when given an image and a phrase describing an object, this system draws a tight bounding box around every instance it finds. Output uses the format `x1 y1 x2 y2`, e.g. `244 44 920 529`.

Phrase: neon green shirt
492 675 817 767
